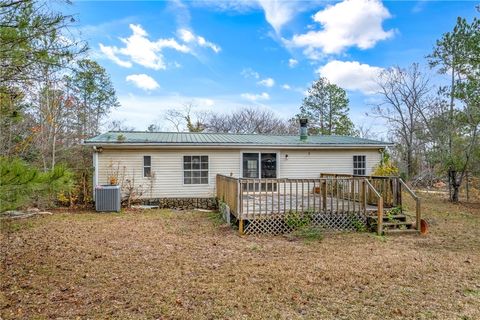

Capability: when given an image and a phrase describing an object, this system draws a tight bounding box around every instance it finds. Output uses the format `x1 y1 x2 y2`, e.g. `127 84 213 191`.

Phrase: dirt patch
1 196 480 319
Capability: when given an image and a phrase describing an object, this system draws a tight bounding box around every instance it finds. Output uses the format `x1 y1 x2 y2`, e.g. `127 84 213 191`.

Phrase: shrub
285 209 314 228
373 152 399 176
0 157 73 211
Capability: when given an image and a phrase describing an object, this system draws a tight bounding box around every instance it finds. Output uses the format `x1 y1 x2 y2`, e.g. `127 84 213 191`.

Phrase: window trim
353 155 366 176
143 155 152 178
182 155 210 185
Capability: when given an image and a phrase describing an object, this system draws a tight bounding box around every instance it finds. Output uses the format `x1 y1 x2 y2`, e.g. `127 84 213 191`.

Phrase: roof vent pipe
299 118 308 141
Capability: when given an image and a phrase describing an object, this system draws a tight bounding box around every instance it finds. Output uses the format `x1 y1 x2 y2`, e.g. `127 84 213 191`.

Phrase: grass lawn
1 194 480 319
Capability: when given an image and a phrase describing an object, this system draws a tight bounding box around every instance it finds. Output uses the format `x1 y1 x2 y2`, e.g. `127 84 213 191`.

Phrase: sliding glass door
261 153 277 178
242 152 277 191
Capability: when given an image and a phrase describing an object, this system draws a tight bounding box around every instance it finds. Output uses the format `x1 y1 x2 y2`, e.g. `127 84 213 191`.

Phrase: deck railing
399 179 422 230
216 174 240 215
320 173 401 208
236 177 369 219
365 179 384 234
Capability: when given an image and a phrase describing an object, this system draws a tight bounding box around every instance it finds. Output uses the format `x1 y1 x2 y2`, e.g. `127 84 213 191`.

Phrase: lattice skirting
243 212 367 235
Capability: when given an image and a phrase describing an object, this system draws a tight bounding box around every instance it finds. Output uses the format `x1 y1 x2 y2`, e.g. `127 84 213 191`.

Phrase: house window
143 156 151 177
353 155 366 176
184 155 208 184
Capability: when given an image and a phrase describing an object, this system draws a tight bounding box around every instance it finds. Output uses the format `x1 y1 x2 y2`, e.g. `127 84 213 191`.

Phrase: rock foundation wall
142 198 218 210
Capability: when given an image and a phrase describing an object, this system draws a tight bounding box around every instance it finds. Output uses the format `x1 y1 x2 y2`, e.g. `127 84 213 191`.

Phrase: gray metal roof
84 131 391 148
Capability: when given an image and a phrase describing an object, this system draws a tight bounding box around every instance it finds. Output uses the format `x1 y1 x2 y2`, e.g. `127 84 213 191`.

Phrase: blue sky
65 0 478 133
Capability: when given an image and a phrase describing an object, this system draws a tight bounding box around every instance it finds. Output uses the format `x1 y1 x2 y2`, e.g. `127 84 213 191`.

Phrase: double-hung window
184 156 209 184
353 155 366 176
143 156 151 177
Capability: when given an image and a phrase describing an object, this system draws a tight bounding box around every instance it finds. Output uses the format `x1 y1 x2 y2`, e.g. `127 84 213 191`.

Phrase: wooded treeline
371 14 480 202
1 0 119 210
1 1 478 211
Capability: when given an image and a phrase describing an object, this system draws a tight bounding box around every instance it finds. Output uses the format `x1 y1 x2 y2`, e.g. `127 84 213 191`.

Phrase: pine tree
300 77 356 136
0 157 73 211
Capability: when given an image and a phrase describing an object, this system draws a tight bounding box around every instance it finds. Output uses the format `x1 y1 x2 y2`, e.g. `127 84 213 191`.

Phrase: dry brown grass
1 194 480 319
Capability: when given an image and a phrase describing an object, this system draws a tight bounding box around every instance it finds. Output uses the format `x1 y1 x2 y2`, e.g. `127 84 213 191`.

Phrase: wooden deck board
238 193 377 218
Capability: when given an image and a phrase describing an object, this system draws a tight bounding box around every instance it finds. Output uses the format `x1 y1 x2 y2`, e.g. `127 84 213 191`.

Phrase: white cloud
99 24 190 70
178 28 221 53
288 58 298 68
281 84 291 90
99 24 220 70
241 67 260 79
288 0 394 58
241 92 270 101
99 43 132 68
257 0 297 34
126 74 160 91
316 60 384 95
257 77 275 87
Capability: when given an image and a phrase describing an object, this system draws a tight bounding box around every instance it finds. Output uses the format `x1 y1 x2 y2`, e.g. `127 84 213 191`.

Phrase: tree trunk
51 126 56 169
406 143 413 178
449 66 455 159
449 170 460 203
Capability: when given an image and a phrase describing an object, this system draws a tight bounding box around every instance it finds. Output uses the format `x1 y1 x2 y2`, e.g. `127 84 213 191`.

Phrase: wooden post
321 181 327 211
239 219 244 235
361 180 366 211
416 198 421 231
397 179 402 209
351 179 355 210
377 197 383 235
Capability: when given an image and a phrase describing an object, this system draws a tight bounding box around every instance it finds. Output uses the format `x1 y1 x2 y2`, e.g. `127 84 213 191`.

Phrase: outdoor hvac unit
95 185 121 212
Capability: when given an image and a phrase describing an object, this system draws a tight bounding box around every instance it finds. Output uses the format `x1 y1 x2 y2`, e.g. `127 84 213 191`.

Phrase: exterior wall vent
95 185 121 212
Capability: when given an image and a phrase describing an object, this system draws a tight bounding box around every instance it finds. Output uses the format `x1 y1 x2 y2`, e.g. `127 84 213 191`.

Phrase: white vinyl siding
97 149 240 198
97 147 382 199
279 149 381 178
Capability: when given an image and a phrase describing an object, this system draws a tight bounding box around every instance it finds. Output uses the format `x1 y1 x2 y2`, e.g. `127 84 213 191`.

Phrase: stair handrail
365 179 384 235
398 178 421 231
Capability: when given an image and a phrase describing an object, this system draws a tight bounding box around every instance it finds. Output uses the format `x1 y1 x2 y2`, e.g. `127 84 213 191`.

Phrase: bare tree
162 103 207 132
204 107 296 134
108 119 135 132
372 63 431 178
356 123 379 140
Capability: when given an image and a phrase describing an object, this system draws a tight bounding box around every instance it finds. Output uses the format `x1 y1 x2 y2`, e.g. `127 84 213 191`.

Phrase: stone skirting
142 197 218 210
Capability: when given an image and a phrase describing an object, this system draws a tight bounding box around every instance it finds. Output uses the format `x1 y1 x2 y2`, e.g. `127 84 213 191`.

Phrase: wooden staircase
367 210 419 235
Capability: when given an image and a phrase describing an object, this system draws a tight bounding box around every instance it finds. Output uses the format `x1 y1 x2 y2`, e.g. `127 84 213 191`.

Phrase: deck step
384 229 420 235
383 221 413 227
384 214 407 220
367 215 407 223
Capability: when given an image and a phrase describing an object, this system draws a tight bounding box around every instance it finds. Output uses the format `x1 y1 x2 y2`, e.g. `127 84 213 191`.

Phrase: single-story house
84 122 392 209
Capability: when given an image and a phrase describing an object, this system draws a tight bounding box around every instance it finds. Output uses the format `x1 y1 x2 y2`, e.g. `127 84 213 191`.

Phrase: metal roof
84 131 391 148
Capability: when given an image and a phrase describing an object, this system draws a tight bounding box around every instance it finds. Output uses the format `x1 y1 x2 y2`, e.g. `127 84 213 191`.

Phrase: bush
285 210 314 228
0 157 73 212
373 152 399 176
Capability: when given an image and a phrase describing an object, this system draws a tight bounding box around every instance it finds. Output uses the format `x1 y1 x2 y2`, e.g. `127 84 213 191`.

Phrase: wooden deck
216 174 421 235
